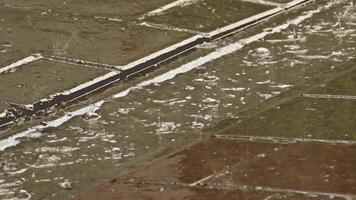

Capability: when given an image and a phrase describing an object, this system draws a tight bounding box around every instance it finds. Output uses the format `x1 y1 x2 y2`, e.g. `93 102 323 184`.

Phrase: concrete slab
71 181 327 200
145 0 273 32
0 59 108 105
208 142 356 196
0 0 174 17
71 182 274 200
70 139 351 200
218 97 356 141
0 50 26 67
309 69 356 96
70 138 334 200
0 7 191 66
121 139 283 184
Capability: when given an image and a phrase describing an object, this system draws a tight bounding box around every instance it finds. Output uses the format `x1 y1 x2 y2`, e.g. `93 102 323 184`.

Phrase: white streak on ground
239 0 283 7
0 0 339 152
60 71 119 95
37 0 312 104
114 3 325 98
0 54 43 74
144 0 201 17
0 101 104 151
140 22 204 34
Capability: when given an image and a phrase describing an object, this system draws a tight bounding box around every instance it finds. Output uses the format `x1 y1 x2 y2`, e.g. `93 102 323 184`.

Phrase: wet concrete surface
121 139 284 184
310 69 356 95
0 6 191 65
0 0 356 199
0 51 25 67
0 102 7 114
72 182 275 200
71 138 356 199
0 59 108 105
0 0 174 17
269 0 295 3
218 97 356 141
71 181 334 200
208 142 356 196
146 0 273 32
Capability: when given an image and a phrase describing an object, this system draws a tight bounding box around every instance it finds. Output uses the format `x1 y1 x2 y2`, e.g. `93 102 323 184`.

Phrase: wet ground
1 0 356 199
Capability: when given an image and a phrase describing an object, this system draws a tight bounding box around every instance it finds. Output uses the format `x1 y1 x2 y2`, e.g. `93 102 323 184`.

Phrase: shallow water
0 0 355 199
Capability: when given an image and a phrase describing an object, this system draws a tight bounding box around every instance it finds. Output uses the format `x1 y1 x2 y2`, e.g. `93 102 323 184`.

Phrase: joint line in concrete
214 134 356 146
0 0 316 127
0 54 43 74
140 22 205 35
44 55 123 71
240 0 284 7
303 93 356 100
107 177 356 199
142 0 201 18
207 182 356 199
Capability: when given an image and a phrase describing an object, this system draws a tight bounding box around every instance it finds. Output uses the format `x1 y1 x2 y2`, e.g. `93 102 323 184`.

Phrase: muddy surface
0 0 355 199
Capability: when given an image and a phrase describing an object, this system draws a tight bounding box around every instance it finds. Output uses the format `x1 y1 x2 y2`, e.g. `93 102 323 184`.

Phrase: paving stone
0 59 108 105
0 0 174 17
0 7 191 66
219 97 356 141
122 139 283 184
146 0 273 32
208 142 356 196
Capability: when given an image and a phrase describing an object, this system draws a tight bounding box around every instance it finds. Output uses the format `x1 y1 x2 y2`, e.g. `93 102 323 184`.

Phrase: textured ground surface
0 0 356 199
